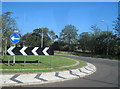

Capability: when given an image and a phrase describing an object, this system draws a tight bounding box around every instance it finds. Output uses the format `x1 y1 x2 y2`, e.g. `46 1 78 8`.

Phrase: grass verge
55 51 120 60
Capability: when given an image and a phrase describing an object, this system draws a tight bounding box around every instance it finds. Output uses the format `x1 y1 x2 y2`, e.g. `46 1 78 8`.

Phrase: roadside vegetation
0 11 120 61
55 51 120 60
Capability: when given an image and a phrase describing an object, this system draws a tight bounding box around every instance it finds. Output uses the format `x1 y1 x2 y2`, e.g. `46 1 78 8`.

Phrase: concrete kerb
0 62 96 87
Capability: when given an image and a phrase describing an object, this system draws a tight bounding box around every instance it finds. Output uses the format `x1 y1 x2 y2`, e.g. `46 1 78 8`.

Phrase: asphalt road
22 54 119 87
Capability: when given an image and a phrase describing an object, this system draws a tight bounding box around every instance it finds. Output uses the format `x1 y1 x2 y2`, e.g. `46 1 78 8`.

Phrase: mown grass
2 55 76 69
1 60 86 74
1 55 86 73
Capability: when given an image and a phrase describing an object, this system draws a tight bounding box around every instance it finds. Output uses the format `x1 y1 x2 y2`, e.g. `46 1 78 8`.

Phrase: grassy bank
55 51 120 60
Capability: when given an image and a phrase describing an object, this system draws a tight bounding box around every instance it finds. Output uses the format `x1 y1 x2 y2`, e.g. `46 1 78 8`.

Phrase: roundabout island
0 55 96 87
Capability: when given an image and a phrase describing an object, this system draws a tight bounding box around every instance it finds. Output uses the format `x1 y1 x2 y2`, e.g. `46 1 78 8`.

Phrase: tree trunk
5 39 7 55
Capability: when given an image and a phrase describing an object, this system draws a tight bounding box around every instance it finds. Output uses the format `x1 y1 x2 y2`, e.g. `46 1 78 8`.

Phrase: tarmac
0 62 96 87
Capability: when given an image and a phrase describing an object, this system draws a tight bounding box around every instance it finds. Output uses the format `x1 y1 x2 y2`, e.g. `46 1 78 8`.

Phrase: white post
38 56 40 66
51 56 53 67
13 44 15 66
24 56 26 67
13 55 15 66
8 56 10 66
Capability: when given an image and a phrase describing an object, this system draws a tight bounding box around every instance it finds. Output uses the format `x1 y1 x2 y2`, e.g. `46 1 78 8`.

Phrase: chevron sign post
7 46 54 56
10 34 20 66
7 46 54 66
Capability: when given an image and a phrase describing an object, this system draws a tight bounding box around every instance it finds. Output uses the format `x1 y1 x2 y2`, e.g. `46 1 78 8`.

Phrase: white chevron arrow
32 47 39 55
11 36 20 41
7 46 15 55
20 47 27 55
43 47 49 56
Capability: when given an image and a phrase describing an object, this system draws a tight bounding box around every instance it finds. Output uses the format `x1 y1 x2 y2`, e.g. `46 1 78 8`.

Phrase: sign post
10 34 20 66
38 56 40 66
51 56 53 67
8 56 10 66
24 56 26 67
13 55 15 66
13 44 15 66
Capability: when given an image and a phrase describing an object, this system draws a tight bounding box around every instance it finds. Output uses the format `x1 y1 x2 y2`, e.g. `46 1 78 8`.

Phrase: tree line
1 12 120 57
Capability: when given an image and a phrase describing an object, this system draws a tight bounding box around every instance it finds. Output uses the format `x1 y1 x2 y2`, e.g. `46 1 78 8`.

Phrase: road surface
22 54 119 87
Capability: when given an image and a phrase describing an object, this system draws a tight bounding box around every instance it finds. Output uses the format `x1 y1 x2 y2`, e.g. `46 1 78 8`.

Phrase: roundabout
0 55 96 87
1 54 119 87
